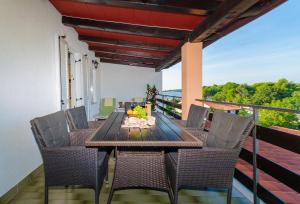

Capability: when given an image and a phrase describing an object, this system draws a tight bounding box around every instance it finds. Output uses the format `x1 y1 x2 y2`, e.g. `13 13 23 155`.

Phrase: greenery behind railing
203 79 300 129
160 78 300 129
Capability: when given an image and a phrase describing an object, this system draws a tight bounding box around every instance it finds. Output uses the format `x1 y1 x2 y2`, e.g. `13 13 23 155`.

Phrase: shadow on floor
8 159 251 204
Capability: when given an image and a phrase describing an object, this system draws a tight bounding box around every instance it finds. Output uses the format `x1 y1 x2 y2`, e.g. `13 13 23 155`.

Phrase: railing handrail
158 95 300 114
157 94 182 98
196 99 300 114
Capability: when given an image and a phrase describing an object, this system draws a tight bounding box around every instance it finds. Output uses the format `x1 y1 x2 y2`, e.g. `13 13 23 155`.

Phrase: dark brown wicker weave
173 104 209 129
66 106 103 131
184 128 208 143
30 111 109 204
69 129 96 146
107 151 173 204
165 110 254 204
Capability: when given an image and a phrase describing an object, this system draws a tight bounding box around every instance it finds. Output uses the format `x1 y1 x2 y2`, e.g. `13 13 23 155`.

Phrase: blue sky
162 0 300 90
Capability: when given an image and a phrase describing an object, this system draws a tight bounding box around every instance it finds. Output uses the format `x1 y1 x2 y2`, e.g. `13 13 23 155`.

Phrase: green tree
252 82 277 105
289 91 300 109
212 82 239 102
259 96 300 129
234 84 254 103
273 78 298 99
203 85 222 99
200 79 300 129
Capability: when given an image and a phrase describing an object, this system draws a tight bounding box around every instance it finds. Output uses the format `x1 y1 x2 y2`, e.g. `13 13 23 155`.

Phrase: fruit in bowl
127 106 147 119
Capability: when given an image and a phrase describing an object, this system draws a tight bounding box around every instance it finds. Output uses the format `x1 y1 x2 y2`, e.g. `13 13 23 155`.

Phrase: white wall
99 63 162 106
0 0 99 196
0 0 161 197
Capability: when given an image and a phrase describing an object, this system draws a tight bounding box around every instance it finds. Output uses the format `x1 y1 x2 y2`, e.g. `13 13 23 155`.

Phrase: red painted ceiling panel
76 28 180 46
88 43 170 56
50 0 206 30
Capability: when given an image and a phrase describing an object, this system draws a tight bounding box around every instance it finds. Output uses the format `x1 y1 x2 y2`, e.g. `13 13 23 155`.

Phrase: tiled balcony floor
8 158 251 204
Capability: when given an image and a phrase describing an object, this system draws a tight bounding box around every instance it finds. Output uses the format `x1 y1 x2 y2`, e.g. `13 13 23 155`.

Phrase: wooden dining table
85 112 203 148
85 112 203 204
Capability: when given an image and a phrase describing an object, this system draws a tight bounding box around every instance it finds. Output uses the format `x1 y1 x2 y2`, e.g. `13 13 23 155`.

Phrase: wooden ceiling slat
89 43 169 56
63 16 190 40
79 35 174 51
51 0 206 30
96 52 161 64
70 0 221 15
156 0 261 72
53 0 286 69
101 58 157 68
91 47 165 59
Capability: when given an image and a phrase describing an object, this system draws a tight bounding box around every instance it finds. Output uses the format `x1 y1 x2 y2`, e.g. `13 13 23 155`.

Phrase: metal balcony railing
156 94 300 204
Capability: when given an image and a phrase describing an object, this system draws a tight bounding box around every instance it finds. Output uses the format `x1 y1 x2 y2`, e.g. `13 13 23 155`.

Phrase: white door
82 55 91 118
59 37 69 110
69 53 77 108
74 53 84 107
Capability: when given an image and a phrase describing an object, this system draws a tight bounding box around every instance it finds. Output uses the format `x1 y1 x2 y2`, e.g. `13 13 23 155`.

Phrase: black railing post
253 108 260 204
172 96 175 113
162 95 165 115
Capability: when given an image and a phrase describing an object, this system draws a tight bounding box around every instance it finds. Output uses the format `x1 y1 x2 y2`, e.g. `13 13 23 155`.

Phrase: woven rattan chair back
186 104 209 129
65 106 89 131
207 110 254 149
30 111 70 149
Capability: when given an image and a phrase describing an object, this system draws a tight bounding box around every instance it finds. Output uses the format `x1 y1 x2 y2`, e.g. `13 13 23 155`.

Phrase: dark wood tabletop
85 112 202 148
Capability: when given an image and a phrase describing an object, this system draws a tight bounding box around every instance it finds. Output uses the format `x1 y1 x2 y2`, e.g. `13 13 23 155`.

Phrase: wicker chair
66 106 103 131
173 104 209 129
30 111 109 204
165 110 254 204
107 151 173 204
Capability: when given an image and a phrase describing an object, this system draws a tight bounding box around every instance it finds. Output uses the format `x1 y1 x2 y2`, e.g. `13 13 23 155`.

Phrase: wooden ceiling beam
63 16 190 40
156 0 261 72
91 47 166 59
96 52 161 64
100 58 157 68
79 35 175 51
70 0 222 15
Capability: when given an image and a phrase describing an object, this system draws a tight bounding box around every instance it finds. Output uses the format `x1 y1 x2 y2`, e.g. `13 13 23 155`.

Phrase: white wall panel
0 0 99 196
0 0 162 196
99 63 162 105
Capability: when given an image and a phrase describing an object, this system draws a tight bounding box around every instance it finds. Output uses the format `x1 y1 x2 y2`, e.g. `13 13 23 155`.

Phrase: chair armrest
42 146 99 186
185 128 208 144
69 129 95 146
88 121 103 130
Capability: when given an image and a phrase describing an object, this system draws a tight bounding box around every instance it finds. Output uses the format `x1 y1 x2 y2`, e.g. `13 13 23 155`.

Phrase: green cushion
99 98 116 118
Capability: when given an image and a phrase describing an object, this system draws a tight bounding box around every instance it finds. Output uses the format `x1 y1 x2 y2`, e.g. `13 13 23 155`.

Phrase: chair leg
167 188 174 204
173 189 178 204
227 188 232 204
105 168 109 184
44 185 48 204
95 187 100 204
107 189 114 204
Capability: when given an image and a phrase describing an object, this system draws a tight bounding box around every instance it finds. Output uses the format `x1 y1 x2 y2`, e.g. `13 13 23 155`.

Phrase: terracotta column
181 42 203 120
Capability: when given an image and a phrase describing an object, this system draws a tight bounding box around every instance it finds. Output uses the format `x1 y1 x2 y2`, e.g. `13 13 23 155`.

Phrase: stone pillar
181 42 203 120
